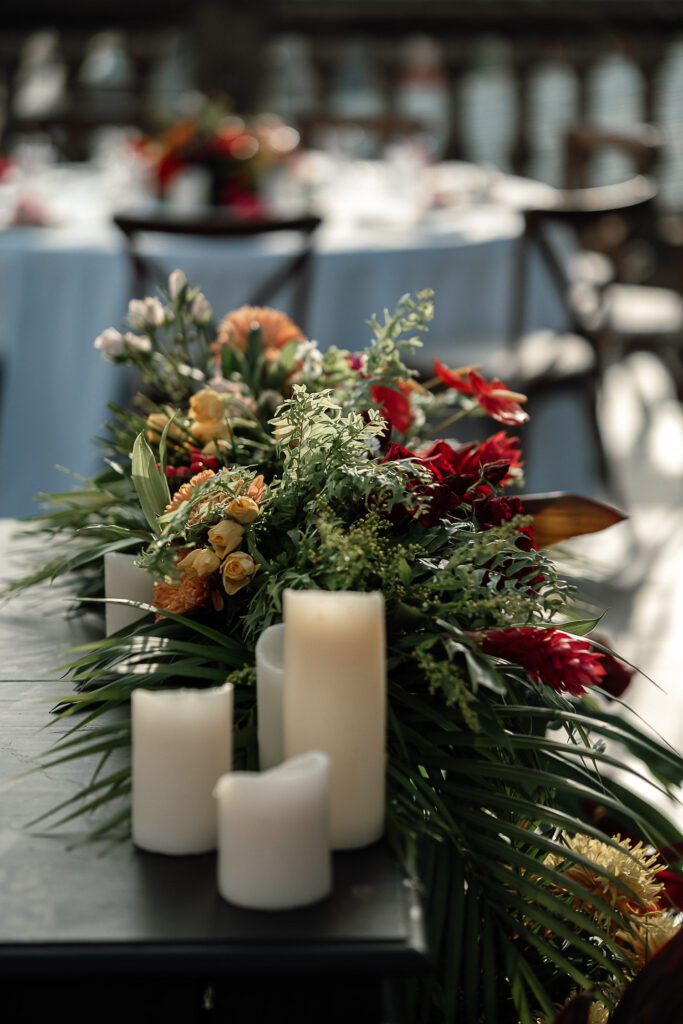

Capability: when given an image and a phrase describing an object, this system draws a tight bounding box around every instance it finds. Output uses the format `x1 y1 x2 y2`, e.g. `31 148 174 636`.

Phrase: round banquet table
0 172 591 518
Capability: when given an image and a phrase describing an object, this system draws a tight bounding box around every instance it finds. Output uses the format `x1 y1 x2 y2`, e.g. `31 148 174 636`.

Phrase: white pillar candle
132 683 233 855
214 751 332 910
255 623 285 769
104 552 154 635
283 589 386 850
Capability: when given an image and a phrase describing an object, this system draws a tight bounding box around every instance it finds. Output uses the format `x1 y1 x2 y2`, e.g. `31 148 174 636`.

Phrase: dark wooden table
0 521 429 1022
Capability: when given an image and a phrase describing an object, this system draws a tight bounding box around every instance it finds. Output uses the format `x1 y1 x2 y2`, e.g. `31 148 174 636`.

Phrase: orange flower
221 551 258 596
214 306 303 358
226 495 259 524
246 474 266 503
161 119 197 153
165 469 215 513
153 575 210 616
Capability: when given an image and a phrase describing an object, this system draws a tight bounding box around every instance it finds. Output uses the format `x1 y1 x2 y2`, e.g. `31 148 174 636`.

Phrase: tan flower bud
202 439 232 457
189 388 225 423
145 411 184 444
226 495 260 524
246 474 266 503
208 519 245 559
176 547 221 578
190 418 231 445
221 551 257 596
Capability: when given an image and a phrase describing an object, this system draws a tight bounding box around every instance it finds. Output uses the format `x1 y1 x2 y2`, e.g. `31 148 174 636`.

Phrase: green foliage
10 288 683 1024
131 433 170 533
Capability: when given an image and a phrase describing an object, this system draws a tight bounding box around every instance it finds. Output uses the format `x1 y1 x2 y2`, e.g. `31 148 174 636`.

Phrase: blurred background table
0 160 577 518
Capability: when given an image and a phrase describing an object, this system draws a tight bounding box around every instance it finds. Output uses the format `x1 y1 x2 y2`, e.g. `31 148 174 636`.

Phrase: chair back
112 211 323 334
508 175 658 343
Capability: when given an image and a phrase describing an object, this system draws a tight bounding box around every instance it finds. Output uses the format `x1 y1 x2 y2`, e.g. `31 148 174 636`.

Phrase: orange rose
221 551 258 596
176 547 221 578
226 496 259 524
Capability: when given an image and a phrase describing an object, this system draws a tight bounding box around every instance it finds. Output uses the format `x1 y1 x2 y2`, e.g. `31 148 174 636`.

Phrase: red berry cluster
188 448 220 474
156 448 220 483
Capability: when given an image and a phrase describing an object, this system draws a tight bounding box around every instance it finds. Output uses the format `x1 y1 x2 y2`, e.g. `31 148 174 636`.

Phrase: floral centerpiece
9 273 683 1024
134 97 299 212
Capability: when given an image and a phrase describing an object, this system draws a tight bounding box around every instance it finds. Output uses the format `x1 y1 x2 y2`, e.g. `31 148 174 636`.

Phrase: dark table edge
0 939 432 976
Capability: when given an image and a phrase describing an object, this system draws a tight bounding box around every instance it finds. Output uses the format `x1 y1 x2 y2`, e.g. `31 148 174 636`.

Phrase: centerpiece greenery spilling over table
9 273 683 1024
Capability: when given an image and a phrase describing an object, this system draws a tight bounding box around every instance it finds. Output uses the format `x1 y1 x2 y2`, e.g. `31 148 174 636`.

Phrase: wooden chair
501 174 675 497
112 211 323 335
564 124 662 191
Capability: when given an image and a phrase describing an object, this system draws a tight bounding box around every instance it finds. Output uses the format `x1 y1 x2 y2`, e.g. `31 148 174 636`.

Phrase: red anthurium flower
473 627 606 696
434 359 529 426
370 382 414 434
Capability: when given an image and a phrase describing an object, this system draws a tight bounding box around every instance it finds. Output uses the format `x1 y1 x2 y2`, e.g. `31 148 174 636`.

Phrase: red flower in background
589 633 635 699
474 627 606 696
434 359 529 426
657 868 683 911
156 151 187 190
370 382 414 434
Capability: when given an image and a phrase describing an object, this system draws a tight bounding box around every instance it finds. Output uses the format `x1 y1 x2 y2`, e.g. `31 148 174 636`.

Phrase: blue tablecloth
0 208 588 517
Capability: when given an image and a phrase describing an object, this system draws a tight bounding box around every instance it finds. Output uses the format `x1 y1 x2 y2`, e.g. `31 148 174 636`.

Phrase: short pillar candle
283 589 386 850
214 751 332 910
255 623 285 770
104 552 154 635
132 683 233 855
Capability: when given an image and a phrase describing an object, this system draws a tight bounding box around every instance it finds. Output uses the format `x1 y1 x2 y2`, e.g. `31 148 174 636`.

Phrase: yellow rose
208 519 245 559
189 388 225 423
176 547 221 578
190 418 231 445
221 551 257 596
146 411 184 443
226 495 259 524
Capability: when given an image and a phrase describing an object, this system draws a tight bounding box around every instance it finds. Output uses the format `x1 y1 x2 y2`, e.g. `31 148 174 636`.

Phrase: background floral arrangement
133 96 299 212
10 274 683 1024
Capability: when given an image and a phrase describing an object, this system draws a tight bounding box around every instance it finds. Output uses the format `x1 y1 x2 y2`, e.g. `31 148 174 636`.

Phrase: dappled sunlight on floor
557 348 683 826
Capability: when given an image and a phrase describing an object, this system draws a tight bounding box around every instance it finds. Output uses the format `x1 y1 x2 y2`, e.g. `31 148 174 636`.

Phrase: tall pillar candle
283 589 386 850
214 751 332 910
132 683 233 855
255 623 285 769
104 551 154 635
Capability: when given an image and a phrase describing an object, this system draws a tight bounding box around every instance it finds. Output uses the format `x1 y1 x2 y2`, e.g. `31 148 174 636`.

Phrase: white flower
94 327 125 359
128 297 165 329
123 332 152 355
168 269 187 299
190 292 212 324
294 339 324 379
178 363 206 381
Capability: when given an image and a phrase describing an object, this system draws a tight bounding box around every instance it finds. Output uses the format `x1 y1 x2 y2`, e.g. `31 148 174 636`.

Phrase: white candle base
255 623 285 770
132 683 233 855
104 552 153 635
214 751 332 910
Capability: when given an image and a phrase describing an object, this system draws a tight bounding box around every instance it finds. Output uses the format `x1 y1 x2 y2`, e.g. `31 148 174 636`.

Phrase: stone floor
559 350 683 827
